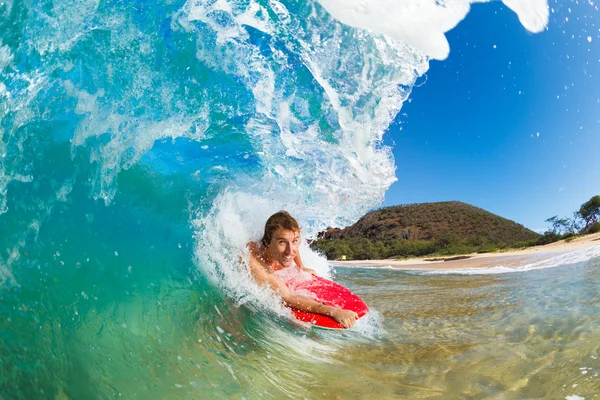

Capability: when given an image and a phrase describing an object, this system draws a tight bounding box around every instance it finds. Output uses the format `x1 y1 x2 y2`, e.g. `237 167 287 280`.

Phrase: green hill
312 201 540 260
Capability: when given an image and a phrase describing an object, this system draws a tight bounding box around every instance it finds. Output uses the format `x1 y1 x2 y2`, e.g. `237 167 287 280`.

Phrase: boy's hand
330 308 358 328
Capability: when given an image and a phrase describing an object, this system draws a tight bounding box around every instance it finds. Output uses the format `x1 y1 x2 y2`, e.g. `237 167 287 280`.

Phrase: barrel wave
2 0 578 399
0 0 420 398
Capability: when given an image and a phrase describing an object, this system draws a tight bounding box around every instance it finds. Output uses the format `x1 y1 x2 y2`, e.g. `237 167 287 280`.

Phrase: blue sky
383 0 600 232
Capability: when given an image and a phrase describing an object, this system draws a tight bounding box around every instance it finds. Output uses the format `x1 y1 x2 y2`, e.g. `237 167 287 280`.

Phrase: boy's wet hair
261 211 300 245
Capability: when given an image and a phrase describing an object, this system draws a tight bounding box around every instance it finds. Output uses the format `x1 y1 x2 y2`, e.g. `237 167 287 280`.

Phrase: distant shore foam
412 246 600 275
331 234 600 275
316 0 549 60
333 246 600 275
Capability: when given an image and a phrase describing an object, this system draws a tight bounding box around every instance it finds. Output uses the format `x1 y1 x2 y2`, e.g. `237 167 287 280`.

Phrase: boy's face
266 228 300 268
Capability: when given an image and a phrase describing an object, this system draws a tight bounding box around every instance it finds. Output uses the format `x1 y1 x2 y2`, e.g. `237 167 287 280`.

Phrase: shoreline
330 232 600 271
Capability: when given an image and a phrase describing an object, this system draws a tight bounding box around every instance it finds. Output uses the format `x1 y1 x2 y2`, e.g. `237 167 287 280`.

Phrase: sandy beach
331 232 600 271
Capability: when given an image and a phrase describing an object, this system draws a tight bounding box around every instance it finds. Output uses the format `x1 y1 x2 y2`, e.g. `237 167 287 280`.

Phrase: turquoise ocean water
1 0 600 398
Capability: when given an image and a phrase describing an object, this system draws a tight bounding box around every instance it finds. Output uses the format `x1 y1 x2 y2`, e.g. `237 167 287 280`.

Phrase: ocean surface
2 0 600 399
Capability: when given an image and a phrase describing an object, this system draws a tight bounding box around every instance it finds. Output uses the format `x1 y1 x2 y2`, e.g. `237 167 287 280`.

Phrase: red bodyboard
290 276 368 329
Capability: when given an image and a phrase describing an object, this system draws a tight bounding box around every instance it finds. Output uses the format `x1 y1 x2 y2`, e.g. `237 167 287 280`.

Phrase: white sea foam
502 0 549 33
64 77 209 203
0 0 14 17
26 0 100 55
403 246 600 275
0 260 16 288
180 0 413 237
0 42 13 71
316 0 549 60
333 264 398 271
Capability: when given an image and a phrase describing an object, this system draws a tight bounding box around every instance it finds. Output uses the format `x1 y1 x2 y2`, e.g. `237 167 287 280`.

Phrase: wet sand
331 232 600 271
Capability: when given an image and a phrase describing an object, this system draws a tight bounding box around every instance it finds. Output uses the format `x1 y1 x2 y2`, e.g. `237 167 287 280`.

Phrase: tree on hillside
545 215 571 235
570 211 584 233
577 195 600 231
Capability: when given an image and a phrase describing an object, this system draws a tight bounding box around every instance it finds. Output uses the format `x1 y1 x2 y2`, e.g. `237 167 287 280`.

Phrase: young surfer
247 211 358 328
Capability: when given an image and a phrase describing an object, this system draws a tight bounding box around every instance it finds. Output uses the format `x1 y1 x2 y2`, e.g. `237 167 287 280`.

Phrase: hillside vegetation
312 201 540 260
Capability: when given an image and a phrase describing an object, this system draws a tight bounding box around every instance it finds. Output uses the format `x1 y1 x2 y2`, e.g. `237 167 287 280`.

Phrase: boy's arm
248 252 356 328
